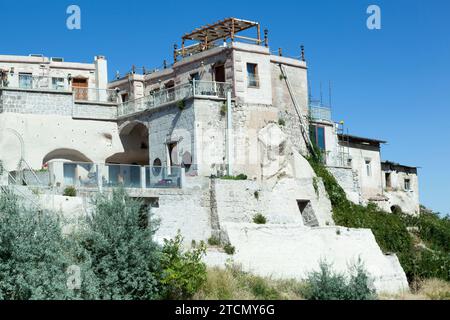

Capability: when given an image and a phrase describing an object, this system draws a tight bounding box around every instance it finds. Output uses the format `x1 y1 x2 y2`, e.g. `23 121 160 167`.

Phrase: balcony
45 161 183 189
309 100 332 122
117 80 232 118
0 75 118 104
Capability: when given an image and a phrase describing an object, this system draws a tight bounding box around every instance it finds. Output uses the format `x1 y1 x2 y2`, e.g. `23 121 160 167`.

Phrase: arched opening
106 121 149 165
181 151 192 171
391 205 403 215
43 148 92 164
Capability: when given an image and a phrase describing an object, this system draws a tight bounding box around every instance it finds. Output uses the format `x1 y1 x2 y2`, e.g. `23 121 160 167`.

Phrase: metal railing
309 100 332 122
0 75 70 91
48 161 182 189
73 87 119 103
0 74 119 104
117 80 232 118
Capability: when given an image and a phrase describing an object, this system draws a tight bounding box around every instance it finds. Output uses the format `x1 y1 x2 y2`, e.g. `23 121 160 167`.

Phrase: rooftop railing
117 80 232 118
0 74 119 103
309 100 332 122
72 87 119 104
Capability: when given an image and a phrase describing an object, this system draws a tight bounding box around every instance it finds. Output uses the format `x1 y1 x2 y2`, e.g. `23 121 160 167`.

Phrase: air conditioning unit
51 57 64 62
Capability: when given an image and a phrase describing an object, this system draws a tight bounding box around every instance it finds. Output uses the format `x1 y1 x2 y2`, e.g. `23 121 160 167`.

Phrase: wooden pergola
176 18 266 60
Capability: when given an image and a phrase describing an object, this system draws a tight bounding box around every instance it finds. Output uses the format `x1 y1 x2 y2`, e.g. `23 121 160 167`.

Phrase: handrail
118 81 231 118
20 158 44 186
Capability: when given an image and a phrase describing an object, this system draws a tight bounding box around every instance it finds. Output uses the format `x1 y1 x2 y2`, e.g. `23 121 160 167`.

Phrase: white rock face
210 223 409 294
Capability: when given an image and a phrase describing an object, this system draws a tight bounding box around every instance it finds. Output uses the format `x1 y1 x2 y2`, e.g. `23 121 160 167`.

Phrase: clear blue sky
2 0 449 214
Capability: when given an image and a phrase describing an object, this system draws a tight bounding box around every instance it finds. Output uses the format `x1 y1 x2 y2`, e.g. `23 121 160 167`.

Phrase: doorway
72 78 88 101
214 64 225 83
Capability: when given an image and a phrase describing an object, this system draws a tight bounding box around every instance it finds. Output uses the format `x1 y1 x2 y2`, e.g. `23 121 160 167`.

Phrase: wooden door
72 78 88 101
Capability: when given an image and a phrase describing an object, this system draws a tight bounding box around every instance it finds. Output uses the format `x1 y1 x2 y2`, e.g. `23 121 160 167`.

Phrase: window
246 63 259 87
310 125 326 151
404 179 411 191
121 93 129 103
19 73 32 89
365 160 372 177
52 77 65 90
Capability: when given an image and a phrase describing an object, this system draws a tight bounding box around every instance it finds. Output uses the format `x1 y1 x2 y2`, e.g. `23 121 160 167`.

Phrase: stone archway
106 121 149 165
43 148 92 164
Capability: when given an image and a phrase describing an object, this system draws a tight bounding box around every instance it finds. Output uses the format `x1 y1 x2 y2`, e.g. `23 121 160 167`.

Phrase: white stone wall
270 58 309 155
137 100 196 170
380 169 420 215
0 54 105 92
232 43 272 106
152 187 213 244
0 113 123 170
348 145 383 199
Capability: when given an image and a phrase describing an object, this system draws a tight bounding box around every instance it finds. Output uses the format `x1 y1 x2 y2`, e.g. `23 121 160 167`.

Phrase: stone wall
0 113 123 170
0 89 73 116
328 166 361 204
73 102 117 120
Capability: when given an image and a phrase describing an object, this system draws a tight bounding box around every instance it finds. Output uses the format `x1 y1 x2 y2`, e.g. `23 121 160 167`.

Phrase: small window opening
297 200 319 227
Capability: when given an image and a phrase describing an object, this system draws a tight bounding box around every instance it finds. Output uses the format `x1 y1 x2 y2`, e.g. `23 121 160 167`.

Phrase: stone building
308 99 419 215
0 18 416 293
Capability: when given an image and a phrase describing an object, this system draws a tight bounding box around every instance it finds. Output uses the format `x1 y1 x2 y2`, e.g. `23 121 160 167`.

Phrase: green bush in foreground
0 191 71 300
78 189 162 299
300 260 376 300
160 233 207 300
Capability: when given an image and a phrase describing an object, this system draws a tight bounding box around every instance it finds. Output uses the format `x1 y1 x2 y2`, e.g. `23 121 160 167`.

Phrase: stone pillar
140 166 146 189
226 91 233 176
180 167 186 188
95 55 108 102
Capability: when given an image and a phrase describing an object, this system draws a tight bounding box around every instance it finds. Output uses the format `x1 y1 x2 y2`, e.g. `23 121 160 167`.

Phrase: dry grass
196 268 450 300
380 279 450 300
193 266 306 300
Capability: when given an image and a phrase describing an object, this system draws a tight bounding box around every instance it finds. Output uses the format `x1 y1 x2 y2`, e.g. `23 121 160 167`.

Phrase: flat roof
338 134 387 145
381 161 419 170
182 17 259 43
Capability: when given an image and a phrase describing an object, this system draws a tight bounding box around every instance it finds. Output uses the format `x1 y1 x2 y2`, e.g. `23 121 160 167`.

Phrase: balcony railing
47 161 183 189
309 100 332 122
117 80 232 118
72 87 119 104
0 74 119 104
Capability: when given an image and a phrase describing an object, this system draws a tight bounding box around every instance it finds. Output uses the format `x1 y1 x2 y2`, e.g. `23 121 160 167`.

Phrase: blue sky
1 0 449 214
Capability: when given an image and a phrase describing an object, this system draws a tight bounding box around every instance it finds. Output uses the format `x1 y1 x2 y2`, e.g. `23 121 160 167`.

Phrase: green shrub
0 191 73 299
248 276 281 299
220 103 227 116
207 235 220 246
221 174 247 181
78 188 162 299
254 190 260 200
160 233 207 300
301 260 376 300
177 99 186 110
63 186 77 197
253 213 267 225
278 118 286 126
223 243 235 255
